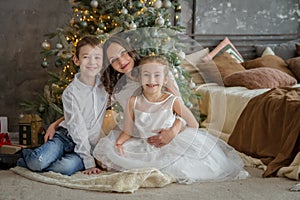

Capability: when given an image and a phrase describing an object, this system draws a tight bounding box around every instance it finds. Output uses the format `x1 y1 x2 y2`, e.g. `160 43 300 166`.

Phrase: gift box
19 114 44 146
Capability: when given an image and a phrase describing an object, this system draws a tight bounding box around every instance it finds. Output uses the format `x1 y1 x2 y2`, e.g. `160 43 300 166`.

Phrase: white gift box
0 116 8 133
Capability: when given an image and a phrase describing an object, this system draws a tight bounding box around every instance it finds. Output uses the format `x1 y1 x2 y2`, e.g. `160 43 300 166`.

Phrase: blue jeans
17 127 84 176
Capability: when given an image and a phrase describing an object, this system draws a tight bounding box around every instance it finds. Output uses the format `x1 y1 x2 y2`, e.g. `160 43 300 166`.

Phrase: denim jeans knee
46 153 84 176
22 136 65 171
22 127 76 173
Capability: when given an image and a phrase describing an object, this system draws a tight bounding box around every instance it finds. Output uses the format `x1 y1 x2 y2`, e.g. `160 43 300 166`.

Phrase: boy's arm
44 116 64 142
62 92 96 170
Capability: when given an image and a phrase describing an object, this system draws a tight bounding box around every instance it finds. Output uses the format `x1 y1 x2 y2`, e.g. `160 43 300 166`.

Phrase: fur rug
10 166 175 193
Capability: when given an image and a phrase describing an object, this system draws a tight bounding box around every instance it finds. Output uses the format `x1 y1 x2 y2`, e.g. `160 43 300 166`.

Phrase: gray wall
181 0 299 34
0 0 299 132
0 0 71 131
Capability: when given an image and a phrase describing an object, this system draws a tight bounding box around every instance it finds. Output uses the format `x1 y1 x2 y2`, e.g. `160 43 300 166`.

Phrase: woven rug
10 166 175 193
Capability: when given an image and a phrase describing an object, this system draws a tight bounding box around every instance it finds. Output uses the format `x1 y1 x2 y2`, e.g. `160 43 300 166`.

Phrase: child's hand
82 167 102 175
148 128 176 148
115 143 125 156
44 124 56 142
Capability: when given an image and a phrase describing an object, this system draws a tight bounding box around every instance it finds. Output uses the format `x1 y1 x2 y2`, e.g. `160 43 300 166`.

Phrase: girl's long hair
101 36 141 95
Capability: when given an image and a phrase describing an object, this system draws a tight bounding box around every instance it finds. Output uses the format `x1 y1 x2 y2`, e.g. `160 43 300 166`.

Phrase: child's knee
48 155 84 175
25 155 48 171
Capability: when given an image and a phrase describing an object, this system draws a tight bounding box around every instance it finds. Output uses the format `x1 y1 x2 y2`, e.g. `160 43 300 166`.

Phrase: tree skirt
10 166 175 193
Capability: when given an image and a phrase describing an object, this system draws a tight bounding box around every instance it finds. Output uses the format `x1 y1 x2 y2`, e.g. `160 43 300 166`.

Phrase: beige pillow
224 67 297 89
261 47 275 57
286 57 300 82
242 55 296 78
181 48 210 85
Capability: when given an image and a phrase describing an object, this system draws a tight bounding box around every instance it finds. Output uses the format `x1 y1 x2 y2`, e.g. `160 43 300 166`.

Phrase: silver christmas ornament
129 21 137 30
163 0 172 8
41 40 51 50
189 80 196 89
56 43 63 49
155 16 165 26
172 67 178 74
121 7 128 15
90 0 98 8
154 0 162 9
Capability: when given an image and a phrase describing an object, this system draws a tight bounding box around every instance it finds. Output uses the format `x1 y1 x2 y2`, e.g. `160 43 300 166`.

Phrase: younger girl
93 55 248 184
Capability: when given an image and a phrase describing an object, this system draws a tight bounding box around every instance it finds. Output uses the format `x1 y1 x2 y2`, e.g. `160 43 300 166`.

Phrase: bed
181 33 300 180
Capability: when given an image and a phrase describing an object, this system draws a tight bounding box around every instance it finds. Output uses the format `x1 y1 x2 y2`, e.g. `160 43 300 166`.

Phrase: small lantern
19 114 43 147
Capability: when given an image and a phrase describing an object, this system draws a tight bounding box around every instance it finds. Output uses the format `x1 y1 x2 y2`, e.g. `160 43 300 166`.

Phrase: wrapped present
0 133 11 146
19 114 44 146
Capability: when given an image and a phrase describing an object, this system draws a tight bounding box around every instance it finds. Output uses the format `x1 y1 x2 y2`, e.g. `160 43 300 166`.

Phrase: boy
17 36 108 175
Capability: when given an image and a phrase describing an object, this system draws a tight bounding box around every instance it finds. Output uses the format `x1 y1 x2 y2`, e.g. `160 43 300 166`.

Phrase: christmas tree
21 0 201 126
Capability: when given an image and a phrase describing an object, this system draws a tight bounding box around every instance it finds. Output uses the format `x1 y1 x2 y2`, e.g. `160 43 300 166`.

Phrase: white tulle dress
93 94 248 184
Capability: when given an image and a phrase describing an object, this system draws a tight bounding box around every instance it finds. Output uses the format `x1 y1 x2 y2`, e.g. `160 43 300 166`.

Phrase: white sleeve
62 91 95 169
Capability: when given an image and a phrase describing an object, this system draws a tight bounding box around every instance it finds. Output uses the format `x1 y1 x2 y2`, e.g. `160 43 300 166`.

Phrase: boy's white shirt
59 72 108 169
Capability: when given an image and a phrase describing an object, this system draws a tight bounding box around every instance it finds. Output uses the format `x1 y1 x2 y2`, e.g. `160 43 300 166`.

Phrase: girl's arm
115 96 135 153
147 118 183 148
44 116 64 142
173 98 199 128
116 131 132 145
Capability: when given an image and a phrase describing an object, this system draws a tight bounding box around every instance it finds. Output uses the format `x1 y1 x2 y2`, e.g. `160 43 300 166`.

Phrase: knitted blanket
10 166 175 193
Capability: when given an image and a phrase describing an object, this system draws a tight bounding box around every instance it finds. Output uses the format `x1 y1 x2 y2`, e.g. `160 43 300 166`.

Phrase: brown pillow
242 55 296 78
296 44 300 56
212 52 245 84
224 67 297 89
286 57 300 82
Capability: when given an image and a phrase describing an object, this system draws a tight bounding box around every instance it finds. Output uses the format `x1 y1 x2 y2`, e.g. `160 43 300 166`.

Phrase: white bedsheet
196 83 269 141
196 83 300 141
